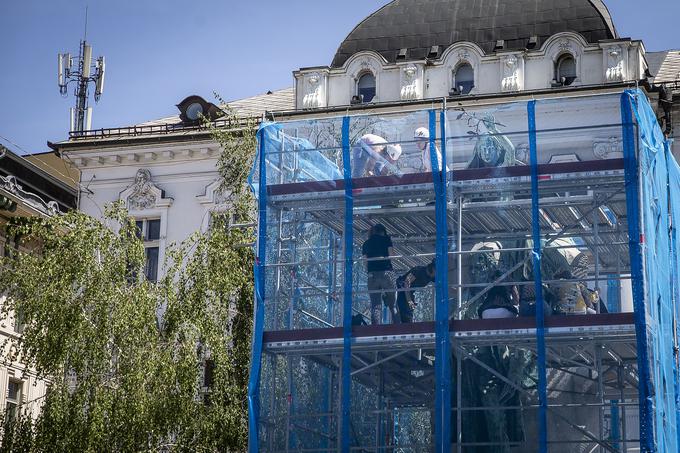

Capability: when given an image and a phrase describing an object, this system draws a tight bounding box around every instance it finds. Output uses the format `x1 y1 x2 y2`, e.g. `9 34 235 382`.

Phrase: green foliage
0 105 259 451
209 94 259 223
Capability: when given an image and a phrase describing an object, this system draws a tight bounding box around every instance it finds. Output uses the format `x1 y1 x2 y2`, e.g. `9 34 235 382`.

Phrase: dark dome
331 0 617 68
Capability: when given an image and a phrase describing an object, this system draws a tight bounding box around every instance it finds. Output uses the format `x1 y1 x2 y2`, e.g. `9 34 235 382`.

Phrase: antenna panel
95 56 105 99
58 54 64 86
82 44 92 78
70 108 76 132
85 107 92 131
65 53 72 73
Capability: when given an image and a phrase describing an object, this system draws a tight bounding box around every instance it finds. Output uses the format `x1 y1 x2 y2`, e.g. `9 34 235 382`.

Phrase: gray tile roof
136 87 295 127
647 50 680 84
332 0 617 68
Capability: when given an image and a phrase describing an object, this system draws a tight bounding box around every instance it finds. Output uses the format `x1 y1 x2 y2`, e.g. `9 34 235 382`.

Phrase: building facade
48 1 680 452
0 145 77 421
646 49 680 157
51 89 293 281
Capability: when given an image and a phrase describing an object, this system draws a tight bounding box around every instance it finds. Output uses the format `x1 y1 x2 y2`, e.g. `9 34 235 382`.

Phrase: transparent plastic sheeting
247 90 679 453
535 95 633 452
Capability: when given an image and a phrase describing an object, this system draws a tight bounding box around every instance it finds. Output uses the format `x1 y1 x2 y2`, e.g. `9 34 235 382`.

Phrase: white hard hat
386 144 402 160
471 241 502 263
414 127 429 139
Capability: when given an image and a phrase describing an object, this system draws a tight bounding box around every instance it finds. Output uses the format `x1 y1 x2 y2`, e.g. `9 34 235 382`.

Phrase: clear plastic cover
248 90 679 452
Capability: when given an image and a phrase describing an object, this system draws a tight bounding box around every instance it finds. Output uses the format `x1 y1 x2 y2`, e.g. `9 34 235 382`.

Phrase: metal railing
67 116 256 140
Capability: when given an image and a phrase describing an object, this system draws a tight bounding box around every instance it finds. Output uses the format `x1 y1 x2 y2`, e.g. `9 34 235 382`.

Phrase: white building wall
70 140 223 280
0 298 49 421
295 33 646 110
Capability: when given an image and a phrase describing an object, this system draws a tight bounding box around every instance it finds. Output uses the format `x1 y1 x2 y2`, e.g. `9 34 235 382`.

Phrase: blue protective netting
247 90 680 453
624 90 679 453
247 125 268 453
667 141 680 449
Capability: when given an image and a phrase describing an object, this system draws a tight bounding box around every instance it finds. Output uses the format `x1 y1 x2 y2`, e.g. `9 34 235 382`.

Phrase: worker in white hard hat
414 127 447 173
351 133 403 177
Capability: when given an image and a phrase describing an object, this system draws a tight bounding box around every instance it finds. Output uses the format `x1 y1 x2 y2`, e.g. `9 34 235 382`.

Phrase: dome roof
331 0 617 68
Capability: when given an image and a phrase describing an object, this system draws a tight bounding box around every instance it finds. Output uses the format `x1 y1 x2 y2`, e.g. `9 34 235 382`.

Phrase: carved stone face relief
400 65 419 101
593 137 623 159
605 47 624 82
515 143 530 164
307 74 319 86
127 169 156 210
505 55 517 69
302 73 322 109
501 55 521 92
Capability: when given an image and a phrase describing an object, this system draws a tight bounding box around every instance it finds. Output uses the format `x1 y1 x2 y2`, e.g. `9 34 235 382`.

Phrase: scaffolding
247 89 680 453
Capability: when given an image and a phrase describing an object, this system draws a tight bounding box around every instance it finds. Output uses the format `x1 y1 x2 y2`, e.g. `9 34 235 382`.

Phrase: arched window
357 73 376 103
556 54 577 86
453 63 474 94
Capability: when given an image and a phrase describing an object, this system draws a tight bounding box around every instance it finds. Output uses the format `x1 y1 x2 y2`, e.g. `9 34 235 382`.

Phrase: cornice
64 141 221 169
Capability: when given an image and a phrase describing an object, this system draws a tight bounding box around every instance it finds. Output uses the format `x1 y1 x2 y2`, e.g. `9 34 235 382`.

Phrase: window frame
555 53 577 86
5 378 23 421
135 218 161 282
453 62 475 95
13 308 24 334
356 71 377 103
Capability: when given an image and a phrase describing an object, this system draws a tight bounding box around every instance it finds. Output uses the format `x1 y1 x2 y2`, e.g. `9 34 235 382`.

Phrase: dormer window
556 54 577 86
357 72 376 103
453 63 474 95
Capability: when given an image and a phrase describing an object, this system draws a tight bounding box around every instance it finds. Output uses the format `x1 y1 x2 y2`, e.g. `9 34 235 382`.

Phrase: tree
0 108 259 452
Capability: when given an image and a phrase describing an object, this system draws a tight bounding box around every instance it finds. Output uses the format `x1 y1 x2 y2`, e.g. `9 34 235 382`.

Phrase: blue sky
1 0 679 154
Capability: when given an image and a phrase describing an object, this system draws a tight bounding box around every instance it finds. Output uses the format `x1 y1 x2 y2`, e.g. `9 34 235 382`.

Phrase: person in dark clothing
396 260 436 323
478 271 520 319
361 224 397 324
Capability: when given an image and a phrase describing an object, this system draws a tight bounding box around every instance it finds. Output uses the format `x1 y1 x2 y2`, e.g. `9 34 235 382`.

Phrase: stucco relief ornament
46 201 59 216
212 188 229 206
558 39 573 52
2 175 20 194
501 55 520 91
605 48 624 82
302 73 321 109
127 169 156 210
458 50 470 61
400 65 418 101
593 137 623 159
515 143 530 164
